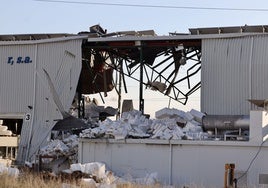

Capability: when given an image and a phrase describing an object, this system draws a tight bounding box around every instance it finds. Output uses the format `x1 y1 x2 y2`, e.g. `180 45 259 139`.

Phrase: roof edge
0 35 87 45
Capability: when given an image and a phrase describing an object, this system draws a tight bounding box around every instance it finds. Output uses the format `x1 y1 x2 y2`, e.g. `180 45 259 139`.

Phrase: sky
2 0 268 35
2 0 268 117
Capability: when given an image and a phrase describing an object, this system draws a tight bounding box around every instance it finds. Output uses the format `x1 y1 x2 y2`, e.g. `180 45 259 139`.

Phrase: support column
138 42 144 114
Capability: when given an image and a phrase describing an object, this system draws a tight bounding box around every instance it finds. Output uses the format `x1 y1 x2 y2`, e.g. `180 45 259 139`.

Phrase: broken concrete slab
190 109 206 123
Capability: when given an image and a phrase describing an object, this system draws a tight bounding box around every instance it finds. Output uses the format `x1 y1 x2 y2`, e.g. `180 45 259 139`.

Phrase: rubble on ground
39 134 78 156
0 163 19 177
21 108 206 187
34 108 207 167
0 121 12 136
0 161 159 187
61 162 159 187
38 134 79 164
80 108 207 140
34 108 206 177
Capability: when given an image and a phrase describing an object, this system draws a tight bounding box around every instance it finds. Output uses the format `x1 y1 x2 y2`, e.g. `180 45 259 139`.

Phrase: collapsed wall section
0 36 85 163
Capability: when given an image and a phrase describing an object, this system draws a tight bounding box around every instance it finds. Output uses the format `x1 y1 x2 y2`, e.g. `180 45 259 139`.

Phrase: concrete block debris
80 108 206 140
39 135 79 160
70 162 106 178
0 163 19 177
155 107 185 119
63 162 158 187
62 162 116 185
0 125 12 136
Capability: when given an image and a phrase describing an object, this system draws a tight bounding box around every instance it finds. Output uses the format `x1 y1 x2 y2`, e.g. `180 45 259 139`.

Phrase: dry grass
0 170 78 188
116 183 163 188
0 169 162 188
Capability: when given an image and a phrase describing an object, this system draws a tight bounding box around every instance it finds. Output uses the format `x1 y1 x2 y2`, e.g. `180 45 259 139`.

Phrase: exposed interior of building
1 24 268 187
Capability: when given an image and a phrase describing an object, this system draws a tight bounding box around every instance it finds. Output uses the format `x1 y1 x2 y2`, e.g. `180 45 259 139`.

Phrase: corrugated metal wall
0 37 84 163
26 40 83 161
201 35 268 115
251 36 268 101
0 44 36 113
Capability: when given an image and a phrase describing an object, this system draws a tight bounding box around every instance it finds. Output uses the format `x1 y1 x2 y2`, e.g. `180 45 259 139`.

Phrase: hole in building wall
0 119 23 161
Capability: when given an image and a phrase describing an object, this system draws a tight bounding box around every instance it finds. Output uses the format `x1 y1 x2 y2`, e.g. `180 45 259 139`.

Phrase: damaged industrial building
1 24 268 187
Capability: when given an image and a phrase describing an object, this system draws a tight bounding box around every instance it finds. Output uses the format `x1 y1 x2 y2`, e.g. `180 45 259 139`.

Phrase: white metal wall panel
26 39 82 160
0 44 36 113
0 44 38 160
251 36 268 102
202 35 268 115
201 37 252 115
36 39 82 110
1 38 85 163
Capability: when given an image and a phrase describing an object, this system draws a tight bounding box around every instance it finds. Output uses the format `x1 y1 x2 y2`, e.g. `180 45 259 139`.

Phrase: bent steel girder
85 44 201 105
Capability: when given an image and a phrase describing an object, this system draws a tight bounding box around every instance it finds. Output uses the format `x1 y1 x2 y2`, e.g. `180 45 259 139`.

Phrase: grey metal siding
26 40 82 161
201 37 251 115
0 38 83 162
0 44 36 113
251 36 268 102
201 35 268 115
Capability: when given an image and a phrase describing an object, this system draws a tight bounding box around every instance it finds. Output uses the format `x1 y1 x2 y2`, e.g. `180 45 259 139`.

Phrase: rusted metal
224 163 235 188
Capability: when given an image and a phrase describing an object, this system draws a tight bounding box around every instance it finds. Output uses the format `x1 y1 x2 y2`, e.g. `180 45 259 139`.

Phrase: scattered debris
147 81 167 92
80 108 207 140
62 162 159 187
84 98 118 121
0 122 12 136
30 108 207 183
37 134 79 170
39 135 78 157
0 161 159 187
0 163 19 177
10 108 209 187
135 172 159 185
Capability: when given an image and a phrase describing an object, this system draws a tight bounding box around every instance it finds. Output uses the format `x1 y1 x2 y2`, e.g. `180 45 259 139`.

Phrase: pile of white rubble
39 134 78 156
0 163 19 177
80 108 207 140
39 134 79 163
0 161 159 187
37 108 206 165
0 120 12 136
32 108 206 187
62 161 159 187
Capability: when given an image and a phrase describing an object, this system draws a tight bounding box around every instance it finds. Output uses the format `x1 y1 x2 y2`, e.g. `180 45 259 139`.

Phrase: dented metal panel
0 37 84 163
26 39 83 161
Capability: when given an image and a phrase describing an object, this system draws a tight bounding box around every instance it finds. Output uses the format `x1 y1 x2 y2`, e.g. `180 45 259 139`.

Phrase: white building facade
201 34 268 115
0 35 85 163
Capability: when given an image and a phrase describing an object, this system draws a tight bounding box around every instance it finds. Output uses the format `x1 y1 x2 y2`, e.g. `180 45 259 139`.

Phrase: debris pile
21 108 208 187
83 98 118 121
39 134 79 163
80 108 207 140
0 163 19 177
0 161 159 187
61 162 158 187
0 120 12 136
